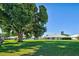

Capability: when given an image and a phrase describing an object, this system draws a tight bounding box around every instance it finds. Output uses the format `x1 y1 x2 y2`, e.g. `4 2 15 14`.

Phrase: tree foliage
0 3 48 41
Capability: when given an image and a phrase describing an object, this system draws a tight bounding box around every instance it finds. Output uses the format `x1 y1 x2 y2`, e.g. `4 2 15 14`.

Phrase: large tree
0 3 48 41
0 4 36 42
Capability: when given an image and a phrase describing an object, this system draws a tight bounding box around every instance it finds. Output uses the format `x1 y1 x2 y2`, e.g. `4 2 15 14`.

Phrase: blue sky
37 3 79 35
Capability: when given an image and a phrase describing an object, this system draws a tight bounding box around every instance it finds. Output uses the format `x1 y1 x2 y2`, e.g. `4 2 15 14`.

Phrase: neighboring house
42 34 71 40
7 36 26 40
42 31 71 40
71 34 79 40
7 36 18 40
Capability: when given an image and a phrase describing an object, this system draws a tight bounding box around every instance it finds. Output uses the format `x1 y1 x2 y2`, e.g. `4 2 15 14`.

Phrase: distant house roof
43 34 70 38
71 34 79 37
8 36 18 39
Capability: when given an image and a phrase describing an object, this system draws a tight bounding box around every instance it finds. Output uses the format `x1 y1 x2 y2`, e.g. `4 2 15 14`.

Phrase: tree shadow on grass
31 41 79 56
0 41 45 54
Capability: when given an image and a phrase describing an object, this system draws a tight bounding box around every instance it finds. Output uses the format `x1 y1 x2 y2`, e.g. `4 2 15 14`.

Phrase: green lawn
0 40 79 56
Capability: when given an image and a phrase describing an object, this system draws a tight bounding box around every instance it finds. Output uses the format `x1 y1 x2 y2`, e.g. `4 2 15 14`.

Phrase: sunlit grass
58 45 66 48
0 39 79 56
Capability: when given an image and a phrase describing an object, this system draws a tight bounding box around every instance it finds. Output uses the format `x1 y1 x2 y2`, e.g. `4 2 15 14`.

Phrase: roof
71 34 79 37
44 34 70 38
8 36 18 39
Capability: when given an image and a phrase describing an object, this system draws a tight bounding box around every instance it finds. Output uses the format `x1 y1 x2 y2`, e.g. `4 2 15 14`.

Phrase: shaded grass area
0 40 79 56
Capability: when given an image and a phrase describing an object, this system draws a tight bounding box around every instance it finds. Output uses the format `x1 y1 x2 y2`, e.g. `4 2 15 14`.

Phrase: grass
0 40 79 56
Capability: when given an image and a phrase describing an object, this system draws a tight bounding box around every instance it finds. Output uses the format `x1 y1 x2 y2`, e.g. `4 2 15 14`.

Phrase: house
71 34 79 40
7 36 18 40
42 31 71 40
43 34 71 40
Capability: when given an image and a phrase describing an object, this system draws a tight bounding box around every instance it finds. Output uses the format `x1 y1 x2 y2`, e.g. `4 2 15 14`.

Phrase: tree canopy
0 3 48 42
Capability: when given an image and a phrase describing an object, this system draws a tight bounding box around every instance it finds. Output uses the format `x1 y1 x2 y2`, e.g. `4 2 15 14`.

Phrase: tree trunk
17 32 23 42
0 38 4 46
34 36 38 40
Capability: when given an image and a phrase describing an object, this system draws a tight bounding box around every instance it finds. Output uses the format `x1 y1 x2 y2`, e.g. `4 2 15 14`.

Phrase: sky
37 3 79 35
